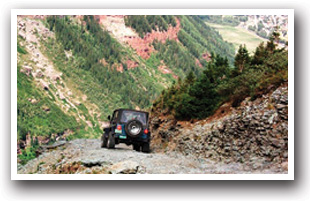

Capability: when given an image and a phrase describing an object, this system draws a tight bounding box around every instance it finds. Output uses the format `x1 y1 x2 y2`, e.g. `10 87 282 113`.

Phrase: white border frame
11 9 294 180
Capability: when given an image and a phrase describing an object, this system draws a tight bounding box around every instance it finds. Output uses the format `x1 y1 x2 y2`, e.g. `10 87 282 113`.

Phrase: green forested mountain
125 15 235 65
42 15 235 115
17 15 237 162
45 15 156 110
124 15 177 37
152 33 288 120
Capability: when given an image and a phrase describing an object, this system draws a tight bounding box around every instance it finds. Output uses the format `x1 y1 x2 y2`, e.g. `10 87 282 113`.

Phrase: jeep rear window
112 111 119 122
120 111 147 125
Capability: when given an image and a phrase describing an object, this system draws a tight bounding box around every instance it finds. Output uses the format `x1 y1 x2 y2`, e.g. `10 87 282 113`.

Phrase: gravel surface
17 139 287 174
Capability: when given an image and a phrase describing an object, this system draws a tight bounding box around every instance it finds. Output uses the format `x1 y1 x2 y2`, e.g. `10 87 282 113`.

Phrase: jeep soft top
101 109 151 153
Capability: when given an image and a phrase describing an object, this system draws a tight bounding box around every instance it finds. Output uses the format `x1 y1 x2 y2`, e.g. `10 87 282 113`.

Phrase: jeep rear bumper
118 135 150 145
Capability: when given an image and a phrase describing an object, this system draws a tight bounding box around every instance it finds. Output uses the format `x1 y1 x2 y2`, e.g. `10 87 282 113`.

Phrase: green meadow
206 22 266 55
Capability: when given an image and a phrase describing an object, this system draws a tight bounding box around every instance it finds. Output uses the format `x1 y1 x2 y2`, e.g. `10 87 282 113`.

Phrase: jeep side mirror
108 115 111 120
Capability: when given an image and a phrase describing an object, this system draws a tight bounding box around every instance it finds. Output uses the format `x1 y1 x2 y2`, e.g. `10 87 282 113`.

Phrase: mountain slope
17 17 105 163
150 84 288 172
148 27 288 172
17 15 236 163
17 15 289 174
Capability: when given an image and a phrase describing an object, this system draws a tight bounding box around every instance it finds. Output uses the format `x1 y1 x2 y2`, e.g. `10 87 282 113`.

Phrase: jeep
101 109 150 153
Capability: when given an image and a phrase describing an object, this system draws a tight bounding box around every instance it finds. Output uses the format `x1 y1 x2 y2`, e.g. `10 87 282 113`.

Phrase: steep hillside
101 15 235 73
150 84 288 172
43 15 235 113
17 15 289 174
17 17 107 164
151 33 288 121
149 29 288 172
17 15 236 164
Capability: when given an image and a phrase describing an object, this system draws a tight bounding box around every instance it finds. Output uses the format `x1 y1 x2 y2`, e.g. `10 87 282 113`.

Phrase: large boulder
108 160 139 174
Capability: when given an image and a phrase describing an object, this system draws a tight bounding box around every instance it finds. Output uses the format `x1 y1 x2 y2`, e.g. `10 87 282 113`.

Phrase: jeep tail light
144 129 149 134
117 125 122 130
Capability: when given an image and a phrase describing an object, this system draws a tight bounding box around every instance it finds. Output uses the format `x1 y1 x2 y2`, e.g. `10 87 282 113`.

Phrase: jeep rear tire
133 144 140 152
101 135 107 148
107 133 115 149
125 120 143 138
142 143 150 153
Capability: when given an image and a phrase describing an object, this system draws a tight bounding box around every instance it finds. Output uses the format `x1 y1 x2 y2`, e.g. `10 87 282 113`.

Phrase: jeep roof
110 108 149 126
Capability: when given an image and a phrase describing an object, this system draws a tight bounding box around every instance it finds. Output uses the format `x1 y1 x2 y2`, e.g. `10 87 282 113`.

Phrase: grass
17 42 28 54
206 22 266 55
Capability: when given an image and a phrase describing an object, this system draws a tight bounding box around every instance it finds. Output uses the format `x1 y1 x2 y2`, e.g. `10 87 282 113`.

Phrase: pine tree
174 93 195 120
265 31 281 54
188 74 218 119
205 54 230 84
251 42 267 66
184 71 196 85
234 44 251 73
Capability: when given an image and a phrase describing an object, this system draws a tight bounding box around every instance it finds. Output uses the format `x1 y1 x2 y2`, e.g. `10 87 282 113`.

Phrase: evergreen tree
184 71 196 86
234 45 251 73
266 32 278 53
205 54 230 84
272 31 280 44
174 93 195 120
188 74 219 119
251 42 267 66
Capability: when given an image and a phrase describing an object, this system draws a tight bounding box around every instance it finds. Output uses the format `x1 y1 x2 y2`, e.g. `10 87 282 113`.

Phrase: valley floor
205 22 266 54
18 139 287 174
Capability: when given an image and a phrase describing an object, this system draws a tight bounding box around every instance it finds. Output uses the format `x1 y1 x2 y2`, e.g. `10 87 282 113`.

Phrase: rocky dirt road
18 139 287 174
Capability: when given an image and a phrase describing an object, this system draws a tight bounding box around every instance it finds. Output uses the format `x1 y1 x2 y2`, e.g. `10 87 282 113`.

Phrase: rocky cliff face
150 84 288 171
99 15 181 60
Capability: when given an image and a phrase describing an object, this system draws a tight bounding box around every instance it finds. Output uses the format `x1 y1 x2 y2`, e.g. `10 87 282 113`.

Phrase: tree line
124 15 177 38
152 32 288 120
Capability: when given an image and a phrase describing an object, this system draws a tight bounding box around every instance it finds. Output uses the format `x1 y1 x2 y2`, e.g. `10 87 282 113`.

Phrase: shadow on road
101 143 152 153
110 144 133 151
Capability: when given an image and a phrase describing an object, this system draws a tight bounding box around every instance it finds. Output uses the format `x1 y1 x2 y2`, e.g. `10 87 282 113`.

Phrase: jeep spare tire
125 120 143 138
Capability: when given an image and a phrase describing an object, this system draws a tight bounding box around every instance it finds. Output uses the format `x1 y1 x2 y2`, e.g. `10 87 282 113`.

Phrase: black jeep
101 109 151 153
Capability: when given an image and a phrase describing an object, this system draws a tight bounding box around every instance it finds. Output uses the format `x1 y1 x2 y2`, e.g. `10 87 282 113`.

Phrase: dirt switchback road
17 139 287 174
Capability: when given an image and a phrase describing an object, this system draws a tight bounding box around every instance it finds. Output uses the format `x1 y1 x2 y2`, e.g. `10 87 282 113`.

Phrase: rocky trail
16 16 288 175
18 139 286 174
